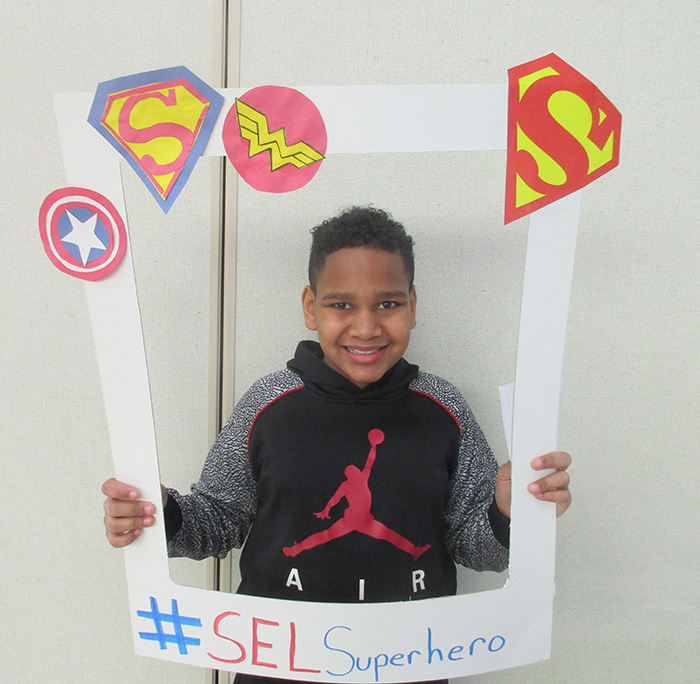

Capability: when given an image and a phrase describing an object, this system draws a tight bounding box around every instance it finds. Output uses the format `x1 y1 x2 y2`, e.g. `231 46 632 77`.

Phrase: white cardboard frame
55 83 581 681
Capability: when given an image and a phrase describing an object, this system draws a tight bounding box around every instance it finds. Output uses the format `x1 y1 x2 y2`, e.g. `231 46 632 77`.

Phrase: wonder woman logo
235 98 324 171
222 85 327 193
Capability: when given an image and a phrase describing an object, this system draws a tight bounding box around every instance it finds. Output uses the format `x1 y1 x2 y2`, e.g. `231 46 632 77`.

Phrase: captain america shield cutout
39 187 127 281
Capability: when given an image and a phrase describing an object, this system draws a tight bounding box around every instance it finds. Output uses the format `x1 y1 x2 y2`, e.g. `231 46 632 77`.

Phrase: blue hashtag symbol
137 597 202 654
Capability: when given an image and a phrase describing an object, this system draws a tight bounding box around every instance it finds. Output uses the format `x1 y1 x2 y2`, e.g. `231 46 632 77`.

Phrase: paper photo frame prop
48 55 619 681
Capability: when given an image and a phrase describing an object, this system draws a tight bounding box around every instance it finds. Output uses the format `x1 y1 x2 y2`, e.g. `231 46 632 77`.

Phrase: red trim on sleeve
409 388 462 434
246 386 304 457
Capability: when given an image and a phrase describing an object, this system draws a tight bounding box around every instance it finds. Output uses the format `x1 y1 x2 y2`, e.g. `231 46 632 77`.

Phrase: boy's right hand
102 478 166 548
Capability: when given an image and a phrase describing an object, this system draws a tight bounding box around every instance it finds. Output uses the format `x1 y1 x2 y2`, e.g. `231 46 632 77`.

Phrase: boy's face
302 247 417 388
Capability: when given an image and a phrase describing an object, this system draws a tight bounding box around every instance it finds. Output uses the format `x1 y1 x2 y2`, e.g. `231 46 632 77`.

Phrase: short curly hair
308 206 415 291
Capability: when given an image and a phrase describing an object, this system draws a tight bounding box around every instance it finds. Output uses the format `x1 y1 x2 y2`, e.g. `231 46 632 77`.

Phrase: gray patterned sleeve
167 369 303 560
412 372 510 572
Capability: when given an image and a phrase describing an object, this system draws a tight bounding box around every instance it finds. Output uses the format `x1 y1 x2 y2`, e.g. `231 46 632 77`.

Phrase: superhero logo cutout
222 85 327 193
49 55 620 682
38 187 127 281
88 66 224 214
505 53 621 223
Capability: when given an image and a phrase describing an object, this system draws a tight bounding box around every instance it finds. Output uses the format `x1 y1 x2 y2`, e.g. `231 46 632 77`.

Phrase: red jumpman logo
283 429 430 560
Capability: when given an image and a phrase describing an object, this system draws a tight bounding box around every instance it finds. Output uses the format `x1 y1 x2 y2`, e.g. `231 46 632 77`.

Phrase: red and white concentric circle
38 187 127 281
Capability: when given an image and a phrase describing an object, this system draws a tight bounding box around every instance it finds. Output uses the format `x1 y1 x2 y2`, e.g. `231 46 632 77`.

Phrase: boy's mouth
344 345 388 357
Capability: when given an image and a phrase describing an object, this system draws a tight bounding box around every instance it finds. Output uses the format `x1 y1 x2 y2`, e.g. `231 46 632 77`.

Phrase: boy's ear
410 286 417 329
301 285 317 331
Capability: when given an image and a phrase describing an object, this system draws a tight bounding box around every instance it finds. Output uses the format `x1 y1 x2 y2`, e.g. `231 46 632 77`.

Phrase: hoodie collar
287 340 419 403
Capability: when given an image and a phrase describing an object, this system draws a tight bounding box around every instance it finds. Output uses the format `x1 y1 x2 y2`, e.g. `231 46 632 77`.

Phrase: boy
103 207 571 664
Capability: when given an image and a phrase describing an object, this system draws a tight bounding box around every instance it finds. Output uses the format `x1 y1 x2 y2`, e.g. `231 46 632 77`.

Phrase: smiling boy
302 244 416 388
103 205 571 639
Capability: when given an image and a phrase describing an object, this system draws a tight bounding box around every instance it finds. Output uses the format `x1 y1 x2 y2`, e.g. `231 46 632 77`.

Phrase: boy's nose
349 310 381 339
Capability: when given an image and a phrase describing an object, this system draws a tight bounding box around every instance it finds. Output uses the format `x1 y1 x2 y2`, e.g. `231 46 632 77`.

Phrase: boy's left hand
495 451 572 519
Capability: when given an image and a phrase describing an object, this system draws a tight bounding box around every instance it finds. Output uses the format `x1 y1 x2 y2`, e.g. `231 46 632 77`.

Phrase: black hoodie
167 341 509 603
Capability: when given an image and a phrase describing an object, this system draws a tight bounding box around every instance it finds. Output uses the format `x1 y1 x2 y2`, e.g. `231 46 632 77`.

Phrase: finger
104 511 155 535
102 477 140 501
531 451 571 472
527 482 572 518
557 494 572 518
103 497 156 519
532 490 572 516
528 470 570 496
528 485 571 503
106 528 143 548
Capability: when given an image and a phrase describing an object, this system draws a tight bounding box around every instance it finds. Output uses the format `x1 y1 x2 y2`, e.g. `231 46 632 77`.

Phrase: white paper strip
54 83 576 681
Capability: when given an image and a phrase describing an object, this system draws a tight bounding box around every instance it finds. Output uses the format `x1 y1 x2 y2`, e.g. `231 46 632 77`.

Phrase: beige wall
1 2 220 682
2 1 698 683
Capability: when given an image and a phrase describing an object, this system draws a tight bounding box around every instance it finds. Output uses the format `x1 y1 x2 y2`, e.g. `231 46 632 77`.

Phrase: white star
61 210 108 265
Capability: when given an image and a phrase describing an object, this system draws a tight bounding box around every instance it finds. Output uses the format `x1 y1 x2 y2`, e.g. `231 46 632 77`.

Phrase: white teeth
347 347 381 355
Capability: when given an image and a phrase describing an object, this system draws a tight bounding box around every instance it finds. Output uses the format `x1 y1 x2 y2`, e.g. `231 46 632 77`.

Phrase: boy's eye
378 301 399 310
329 302 350 310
